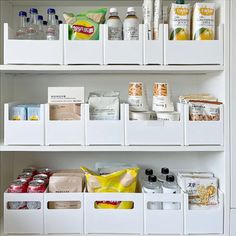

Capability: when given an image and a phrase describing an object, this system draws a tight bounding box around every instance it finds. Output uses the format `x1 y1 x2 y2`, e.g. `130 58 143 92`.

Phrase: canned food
33 174 49 185
18 172 33 183
37 168 52 177
8 179 28 193
27 180 46 193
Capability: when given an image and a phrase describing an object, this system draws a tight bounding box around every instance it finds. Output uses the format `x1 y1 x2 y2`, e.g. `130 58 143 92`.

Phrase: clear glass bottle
107 8 123 40
16 11 27 40
43 21 48 35
46 8 59 40
37 15 45 39
142 175 162 210
123 7 139 40
26 8 39 40
162 175 180 210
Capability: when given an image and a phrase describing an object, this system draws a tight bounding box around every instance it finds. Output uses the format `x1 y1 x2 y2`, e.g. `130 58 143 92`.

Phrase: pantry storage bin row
4 23 224 65
4 191 224 235
4 103 224 146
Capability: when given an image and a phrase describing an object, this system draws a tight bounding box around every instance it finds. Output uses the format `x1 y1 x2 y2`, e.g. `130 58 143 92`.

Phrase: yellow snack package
81 167 139 209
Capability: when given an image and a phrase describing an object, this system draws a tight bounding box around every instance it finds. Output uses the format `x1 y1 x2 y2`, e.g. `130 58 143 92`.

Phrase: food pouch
193 3 215 40
81 167 139 209
169 3 191 40
64 8 107 40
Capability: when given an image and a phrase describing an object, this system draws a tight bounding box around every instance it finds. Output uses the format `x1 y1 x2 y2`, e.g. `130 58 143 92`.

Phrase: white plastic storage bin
45 104 85 146
143 24 164 65
125 103 184 146
144 193 184 235
184 104 224 146
64 24 103 65
184 190 224 235
164 24 224 65
104 24 143 65
4 191 44 234
4 103 45 146
84 193 143 234
44 192 84 234
85 104 125 146
4 23 63 65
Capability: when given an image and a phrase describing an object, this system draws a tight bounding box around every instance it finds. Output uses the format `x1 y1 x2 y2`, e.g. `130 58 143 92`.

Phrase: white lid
110 8 118 13
127 7 136 13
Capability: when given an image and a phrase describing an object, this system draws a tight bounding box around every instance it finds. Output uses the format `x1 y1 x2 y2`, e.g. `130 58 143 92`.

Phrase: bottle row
4 103 224 146
4 23 224 65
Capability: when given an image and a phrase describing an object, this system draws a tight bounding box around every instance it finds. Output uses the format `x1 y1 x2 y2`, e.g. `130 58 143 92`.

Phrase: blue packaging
27 104 41 121
10 106 27 120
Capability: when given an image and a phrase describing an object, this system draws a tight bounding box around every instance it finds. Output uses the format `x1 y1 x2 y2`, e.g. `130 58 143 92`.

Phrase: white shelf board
0 145 224 152
0 65 224 74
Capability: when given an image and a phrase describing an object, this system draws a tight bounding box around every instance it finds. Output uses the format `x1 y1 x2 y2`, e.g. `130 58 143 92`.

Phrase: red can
8 179 28 193
23 167 37 175
27 180 46 193
33 174 49 185
37 168 52 177
18 172 33 183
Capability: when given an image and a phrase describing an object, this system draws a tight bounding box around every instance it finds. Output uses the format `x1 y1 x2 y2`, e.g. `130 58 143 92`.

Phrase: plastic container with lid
107 8 123 40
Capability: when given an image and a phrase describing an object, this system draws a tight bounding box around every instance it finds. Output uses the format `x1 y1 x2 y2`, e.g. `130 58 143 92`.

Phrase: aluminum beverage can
33 174 49 185
18 172 33 183
37 168 52 177
23 167 37 175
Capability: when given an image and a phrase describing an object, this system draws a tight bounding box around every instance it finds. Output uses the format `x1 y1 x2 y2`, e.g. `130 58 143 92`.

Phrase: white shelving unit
0 0 231 236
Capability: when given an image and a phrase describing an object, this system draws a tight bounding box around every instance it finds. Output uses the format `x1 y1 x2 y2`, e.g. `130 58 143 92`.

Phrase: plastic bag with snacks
81 167 139 209
189 100 222 121
63 8 107 40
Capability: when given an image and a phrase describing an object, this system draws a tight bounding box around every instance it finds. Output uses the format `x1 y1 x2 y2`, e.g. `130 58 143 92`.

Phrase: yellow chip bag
81 167 139 209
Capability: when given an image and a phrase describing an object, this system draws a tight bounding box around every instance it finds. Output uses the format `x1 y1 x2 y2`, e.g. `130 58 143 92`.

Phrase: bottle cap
58 20 63 24
43 21 48 25
47 8 56 14
176 0 185 4
27 17 30 23
29 8 38 14
145 168 153 176
55 15 58 20
38 15 43 21
110 8 118 13
166 175 175 182
148 175 157 183
19 11 27 17
127 7 136 13
161 168 169 175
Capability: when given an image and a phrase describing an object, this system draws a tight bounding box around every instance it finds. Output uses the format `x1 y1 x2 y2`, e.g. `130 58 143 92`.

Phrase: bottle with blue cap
16 11 27 39
26 8 39 40
46 8 59 40
37 15 45 39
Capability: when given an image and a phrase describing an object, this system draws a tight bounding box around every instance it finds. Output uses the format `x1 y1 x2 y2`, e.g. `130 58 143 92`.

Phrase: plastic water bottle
16 11 27 39
37 15 45 39
55 15 59 25
46 8 59 40
26 8 38 40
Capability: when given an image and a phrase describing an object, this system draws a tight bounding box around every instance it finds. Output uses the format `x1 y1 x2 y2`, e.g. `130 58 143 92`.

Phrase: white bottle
26 8 38 40
123 7 139 40
16 11 27 40
107 8 123 40
46 8 59 40
142 175 162 210
37 15 45 39
143 0 154 40
162 175 180 210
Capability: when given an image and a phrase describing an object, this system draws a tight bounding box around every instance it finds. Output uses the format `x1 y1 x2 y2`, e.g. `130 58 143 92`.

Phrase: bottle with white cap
107 8 123 40
123 7 139 40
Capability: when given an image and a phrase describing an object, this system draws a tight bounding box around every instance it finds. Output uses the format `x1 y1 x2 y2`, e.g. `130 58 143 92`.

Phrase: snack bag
193 3 215 40
63 8 107 40
169 3 191 40
81 167 139 209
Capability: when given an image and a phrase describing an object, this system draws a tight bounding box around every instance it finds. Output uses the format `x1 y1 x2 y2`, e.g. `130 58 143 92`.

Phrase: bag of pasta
81 166 139 209
63 8 107 40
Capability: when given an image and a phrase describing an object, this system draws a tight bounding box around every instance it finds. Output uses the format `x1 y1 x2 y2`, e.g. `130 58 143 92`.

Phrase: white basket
84 193 143 234
184 190 224 235
104 24 143 65
44 192 84 234
125 104 184 146
143 24 164 65
184 104 224 146
164 24 224 65
45 104 85 146
4 103 45 146
64 24 103 65
144 193 184 235
4 191 44 234
85 104 125 146
4 23 63 65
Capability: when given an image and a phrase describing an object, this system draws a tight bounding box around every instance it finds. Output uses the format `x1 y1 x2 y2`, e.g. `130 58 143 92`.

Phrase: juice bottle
107 8 123 40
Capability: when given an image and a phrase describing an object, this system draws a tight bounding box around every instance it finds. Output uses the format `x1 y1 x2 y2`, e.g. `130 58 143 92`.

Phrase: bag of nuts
189 100 222 121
